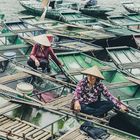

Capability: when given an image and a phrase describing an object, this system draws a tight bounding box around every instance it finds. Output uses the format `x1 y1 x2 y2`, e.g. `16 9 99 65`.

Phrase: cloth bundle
80 121 110 139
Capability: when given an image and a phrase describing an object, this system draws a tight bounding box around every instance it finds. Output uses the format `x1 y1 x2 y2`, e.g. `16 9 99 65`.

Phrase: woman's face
88 75 97 84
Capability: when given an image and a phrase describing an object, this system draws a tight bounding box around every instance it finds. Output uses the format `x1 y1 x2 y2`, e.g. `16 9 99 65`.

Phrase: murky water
0 0 140 137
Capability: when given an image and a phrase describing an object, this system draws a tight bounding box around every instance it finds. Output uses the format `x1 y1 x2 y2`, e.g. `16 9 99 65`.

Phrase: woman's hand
35 59 40 67
74 100 81 112
120 104 128 112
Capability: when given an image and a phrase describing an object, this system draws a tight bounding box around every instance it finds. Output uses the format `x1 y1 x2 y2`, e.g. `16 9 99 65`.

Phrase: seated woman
27 34 63 73
72 65 128 117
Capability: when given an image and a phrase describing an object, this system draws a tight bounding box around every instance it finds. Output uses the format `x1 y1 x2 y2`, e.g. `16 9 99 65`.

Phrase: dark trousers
80 101 114 117
27 58 50 72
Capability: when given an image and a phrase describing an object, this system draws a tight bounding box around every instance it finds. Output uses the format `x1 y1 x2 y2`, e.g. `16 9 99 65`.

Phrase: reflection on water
6 105 64 133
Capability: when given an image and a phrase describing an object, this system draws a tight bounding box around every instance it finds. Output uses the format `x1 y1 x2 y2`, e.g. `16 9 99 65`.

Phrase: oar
40 0 51 21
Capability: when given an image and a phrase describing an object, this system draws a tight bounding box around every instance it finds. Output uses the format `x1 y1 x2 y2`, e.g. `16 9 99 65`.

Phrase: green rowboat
122 1 140 14
106 46 140 79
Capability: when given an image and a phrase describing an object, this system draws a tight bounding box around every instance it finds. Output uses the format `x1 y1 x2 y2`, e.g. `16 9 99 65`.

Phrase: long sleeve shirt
73 77 122 109
30 44 61 66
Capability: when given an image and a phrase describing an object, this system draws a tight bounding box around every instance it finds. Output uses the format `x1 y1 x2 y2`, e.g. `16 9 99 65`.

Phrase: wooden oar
40 0 51 21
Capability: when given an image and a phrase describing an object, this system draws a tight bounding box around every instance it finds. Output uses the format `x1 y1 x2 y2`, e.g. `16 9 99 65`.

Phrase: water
1 0 140 137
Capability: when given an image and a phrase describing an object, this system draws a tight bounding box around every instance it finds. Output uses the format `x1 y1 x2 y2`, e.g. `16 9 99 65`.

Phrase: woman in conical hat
27 34 63 73
72 65 128 117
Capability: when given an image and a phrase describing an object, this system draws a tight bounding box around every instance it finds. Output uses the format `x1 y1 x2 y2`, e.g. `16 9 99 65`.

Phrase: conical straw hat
32 34 51 47
81 65 105 80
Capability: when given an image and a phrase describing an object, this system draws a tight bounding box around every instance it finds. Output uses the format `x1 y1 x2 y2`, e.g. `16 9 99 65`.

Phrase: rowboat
19 0 111 28
122 1 140 14
119 98 140 130
106 46 140 79
122 13 140 22
1 46 140 136
3 20 46 39
108 15 140 34
80 5 114 17
0 55 70 139
58 125 136 140
57 40 104 52
108 15 140 27
105 26 140 36
20 15 115 41
55 0 114 18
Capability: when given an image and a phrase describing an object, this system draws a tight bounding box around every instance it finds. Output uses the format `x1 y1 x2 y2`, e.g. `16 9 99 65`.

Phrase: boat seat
107 81 137 89
13 28 44 33
67 66 116 75
0 72 31 84
68 17 95 22
0 32 16 37
0 44 31 51
120 62 140 69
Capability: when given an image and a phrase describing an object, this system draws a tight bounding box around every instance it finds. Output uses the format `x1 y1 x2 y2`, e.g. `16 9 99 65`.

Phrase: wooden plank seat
106 46 129 50
120 62 140 69
13 28 44 33
107 81 137 89
0 102 20 115
0 115 51 140
0 72 31 84
46 94 108 124
127 76 140 85
68 18 95 22
0 44 31 51
67 66 116 75
0 32 16 37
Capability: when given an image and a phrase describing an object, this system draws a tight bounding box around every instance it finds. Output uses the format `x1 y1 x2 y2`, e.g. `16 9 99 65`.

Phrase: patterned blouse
30 44 61 66
73 77 122 109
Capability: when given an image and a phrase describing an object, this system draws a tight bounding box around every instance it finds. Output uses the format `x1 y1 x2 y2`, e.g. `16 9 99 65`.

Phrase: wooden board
0 115 51 140
0 72 31 84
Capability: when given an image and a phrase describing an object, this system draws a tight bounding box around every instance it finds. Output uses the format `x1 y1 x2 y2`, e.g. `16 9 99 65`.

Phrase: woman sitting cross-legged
72 65 128 117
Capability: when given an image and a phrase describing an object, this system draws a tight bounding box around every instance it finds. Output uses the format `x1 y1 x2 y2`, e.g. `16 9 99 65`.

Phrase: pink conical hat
32 34 51 47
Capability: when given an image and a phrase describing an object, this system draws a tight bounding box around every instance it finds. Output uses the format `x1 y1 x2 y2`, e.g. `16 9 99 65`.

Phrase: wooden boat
108 15 140 33
20 16 115 41
106 46 140 79
105 26 140 36
80 5 114 17
1 47 140 136
3 20 46 39
57 40 104 52
58 126 136 140
119 98 140 130
123 13 140 22
122 1 140 14
19 0 110 28
56 0 114 18
56 52 140 97
108 15 140 27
